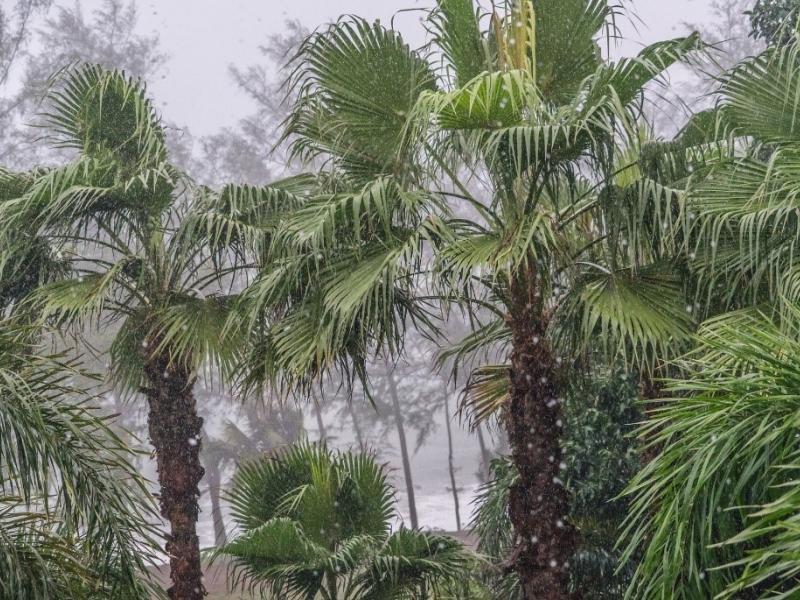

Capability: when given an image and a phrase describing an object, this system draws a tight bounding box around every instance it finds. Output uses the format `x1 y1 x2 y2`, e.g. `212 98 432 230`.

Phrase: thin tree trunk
143 355 205 600
349 402 365 450
443 389 462 531
384 363 419 529
475 423 492 483
506 277 578 600
313 399 327 442
206 461 227 547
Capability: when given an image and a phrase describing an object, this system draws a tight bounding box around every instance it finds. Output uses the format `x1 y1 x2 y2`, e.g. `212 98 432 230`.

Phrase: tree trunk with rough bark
506 279 578 600
144 354 206 600
385 364 419 529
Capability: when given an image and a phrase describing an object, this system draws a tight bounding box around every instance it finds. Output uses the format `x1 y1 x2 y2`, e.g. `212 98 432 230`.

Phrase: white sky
57 0 717 136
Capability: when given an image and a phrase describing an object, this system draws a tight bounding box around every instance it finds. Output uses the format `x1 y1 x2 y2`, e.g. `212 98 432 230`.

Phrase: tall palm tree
245 2 702 596
0 64 301 599
0 320 161 599
217 442 475 599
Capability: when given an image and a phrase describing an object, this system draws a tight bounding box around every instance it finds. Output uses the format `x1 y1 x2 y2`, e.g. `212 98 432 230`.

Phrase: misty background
0 0 758 544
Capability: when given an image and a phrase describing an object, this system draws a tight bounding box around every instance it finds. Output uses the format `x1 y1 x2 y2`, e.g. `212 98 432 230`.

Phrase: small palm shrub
218 442 476 599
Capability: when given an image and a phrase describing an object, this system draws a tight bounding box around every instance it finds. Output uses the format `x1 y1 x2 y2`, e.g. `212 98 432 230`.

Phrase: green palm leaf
286 18 437 180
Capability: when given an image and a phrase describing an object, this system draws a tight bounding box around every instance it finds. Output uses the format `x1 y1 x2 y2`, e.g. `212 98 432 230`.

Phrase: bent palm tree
218 442 474 599
253 2 702 596
0 65 300 598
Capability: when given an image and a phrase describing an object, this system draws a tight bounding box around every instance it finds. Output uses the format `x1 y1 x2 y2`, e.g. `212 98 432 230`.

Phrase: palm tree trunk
206 461 227 547
443 389 462 531
506 279 577 600
143 355 205 600
385 364 419 529
326 572 338 600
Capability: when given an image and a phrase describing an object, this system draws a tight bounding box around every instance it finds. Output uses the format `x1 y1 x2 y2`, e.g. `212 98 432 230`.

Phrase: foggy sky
55 0 716 136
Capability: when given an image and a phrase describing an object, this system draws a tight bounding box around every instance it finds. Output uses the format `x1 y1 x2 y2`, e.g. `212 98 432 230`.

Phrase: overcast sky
58 0 716 135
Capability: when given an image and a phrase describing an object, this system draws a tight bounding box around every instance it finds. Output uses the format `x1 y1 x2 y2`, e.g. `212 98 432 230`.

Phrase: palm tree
251 2 702 596
0 64 301 598
217 442 475 599
0 320 161 598
621 30 800 599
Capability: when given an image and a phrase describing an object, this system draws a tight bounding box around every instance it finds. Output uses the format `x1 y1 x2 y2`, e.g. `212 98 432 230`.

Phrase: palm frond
619 308 800 598
531 0 612 102
43 63 167 169
285 17 437 180
0 322 161 599
723 40 800 145
355 529 474 599
557 263 695 373
429 0 487 86
460 363 511 428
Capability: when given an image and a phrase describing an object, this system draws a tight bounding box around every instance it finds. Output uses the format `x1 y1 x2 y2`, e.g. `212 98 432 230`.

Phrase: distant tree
442 384 462 531
218 442 476 599
748 0 800 43
198 387 305 548
354 340 444 530
651 0 763 135
192 20 308 187
0 0 53 86
383 359 421 530
0 0 167 168
685 0 761 74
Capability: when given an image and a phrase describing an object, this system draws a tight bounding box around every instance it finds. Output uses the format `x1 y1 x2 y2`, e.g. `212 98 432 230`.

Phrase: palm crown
234 0 709 396
252 2 703 596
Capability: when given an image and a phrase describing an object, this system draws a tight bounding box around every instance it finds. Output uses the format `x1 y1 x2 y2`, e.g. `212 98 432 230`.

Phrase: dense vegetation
3 0 800 599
